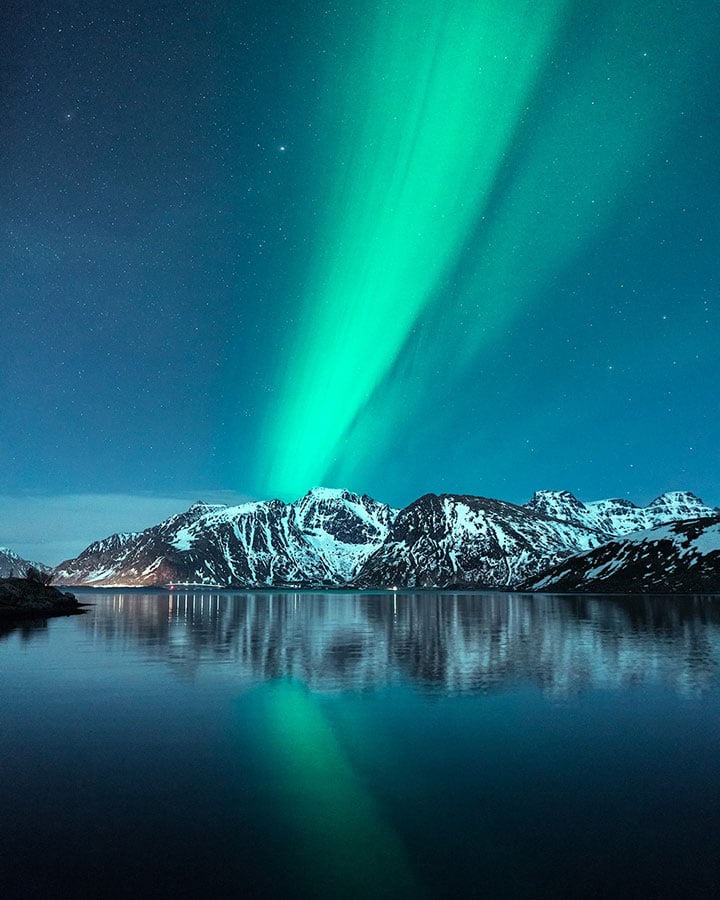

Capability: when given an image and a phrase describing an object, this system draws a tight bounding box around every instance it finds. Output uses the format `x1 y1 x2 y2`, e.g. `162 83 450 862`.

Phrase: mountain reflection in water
76 591 720 695
4 590 720 899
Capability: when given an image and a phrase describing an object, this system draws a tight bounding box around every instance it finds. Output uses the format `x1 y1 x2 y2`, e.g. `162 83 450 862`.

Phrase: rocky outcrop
0 577 81 619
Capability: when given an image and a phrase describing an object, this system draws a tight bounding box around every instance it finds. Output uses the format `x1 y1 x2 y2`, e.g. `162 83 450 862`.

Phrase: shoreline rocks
0 577 83 619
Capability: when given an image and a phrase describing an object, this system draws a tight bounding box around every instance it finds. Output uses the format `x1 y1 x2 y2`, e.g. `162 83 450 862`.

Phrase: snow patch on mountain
522 516 720 593
525 490 717 537
0 547 51 578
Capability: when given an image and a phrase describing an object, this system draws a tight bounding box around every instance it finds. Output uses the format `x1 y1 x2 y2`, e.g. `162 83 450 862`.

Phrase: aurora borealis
2 0 719 560
261 0 719 499
260 0 569 496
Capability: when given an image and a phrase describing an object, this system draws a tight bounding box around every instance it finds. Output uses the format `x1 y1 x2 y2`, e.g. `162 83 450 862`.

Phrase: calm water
2 591 720 899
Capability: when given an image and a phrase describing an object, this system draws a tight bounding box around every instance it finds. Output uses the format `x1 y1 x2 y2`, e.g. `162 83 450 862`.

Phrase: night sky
2 0 719 563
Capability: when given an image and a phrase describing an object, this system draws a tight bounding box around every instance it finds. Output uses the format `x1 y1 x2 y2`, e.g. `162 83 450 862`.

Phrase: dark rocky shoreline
0 577 83 619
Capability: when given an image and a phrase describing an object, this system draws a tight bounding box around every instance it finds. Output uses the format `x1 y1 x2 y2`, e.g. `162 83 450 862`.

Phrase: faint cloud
0 491 254 566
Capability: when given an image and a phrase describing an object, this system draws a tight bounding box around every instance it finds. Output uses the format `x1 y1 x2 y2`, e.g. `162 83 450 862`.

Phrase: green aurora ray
258 0 570 498
326 1 717 490
256 0 716 499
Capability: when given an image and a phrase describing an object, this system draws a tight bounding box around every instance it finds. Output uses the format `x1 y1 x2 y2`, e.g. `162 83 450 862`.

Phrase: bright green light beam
258 0 569 498
315 1 720 490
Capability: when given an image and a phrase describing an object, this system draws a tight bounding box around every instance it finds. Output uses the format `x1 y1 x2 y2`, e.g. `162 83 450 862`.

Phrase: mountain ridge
50 487 720 591
519 515 720 593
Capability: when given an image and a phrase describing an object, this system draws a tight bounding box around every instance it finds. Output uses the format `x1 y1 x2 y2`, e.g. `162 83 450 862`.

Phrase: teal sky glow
2 0 719 558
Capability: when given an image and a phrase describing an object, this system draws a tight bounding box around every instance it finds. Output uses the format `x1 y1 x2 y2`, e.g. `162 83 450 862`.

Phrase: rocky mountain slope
51 487 719 590
354 493 606 588
0 547 51 578
54 489 395 588
520 515 720 593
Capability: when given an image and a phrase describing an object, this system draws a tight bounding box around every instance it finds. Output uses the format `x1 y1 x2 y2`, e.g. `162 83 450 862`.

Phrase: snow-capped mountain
51 487 720 591
0 547 51 578
354 491 718 590
354 493 607 589
292 487 396 581
521 516 720 593
53 490 396 588
524 490 715 536
52 501 220 587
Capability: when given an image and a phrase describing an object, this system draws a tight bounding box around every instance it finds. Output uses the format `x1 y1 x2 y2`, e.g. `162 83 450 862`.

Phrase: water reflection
77 591 720 696
0 616 52 642
258 679 423 897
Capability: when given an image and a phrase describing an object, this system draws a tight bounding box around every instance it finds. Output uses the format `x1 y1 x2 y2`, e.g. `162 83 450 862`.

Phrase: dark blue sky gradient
1 0 718 560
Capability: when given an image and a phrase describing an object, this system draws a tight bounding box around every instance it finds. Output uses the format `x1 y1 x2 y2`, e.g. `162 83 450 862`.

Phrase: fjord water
2 593 719 899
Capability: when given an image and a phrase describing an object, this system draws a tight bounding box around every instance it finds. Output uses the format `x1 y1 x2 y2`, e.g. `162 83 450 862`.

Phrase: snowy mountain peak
53 488 397 588
522 489 718 539
647 491 708 511
528 489 582 505
0 547 51 577
158 501 229 535
186 500 228 514
525 490 588 519
292 487 396 580
298 486 356 503
354 492 606 589
82 532 139 557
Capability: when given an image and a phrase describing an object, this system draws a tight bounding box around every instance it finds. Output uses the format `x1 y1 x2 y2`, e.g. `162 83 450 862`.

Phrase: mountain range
47 487 720 592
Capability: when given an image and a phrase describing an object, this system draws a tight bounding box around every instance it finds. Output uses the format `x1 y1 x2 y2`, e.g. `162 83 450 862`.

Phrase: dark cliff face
521 516 720 593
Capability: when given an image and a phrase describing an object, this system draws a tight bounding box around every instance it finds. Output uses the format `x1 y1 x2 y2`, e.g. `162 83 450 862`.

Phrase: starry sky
2 0 719 563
